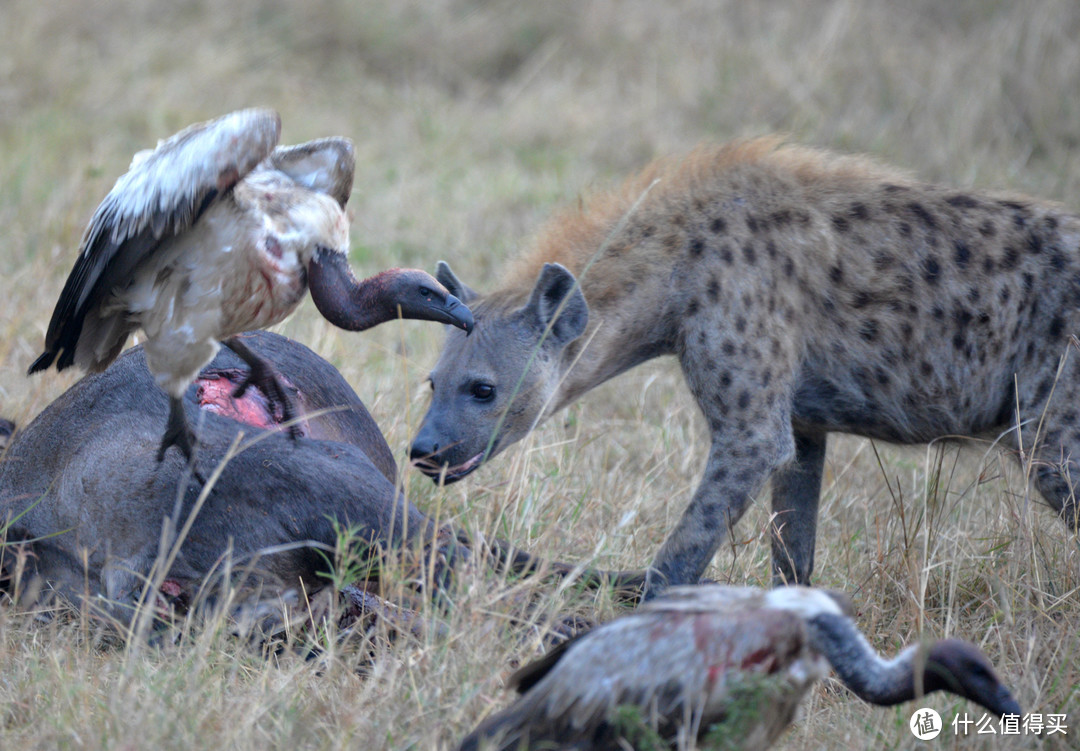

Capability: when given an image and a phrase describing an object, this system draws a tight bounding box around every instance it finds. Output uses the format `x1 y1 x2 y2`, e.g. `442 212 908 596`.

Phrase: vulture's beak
440 294 474 334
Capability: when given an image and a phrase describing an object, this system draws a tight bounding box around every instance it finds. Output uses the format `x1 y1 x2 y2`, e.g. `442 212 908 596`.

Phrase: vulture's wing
265 137 355 208
29 108 281 374
509 588 767 695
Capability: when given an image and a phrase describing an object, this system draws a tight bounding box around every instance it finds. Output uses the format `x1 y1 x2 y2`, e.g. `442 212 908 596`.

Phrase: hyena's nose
409 435 441 463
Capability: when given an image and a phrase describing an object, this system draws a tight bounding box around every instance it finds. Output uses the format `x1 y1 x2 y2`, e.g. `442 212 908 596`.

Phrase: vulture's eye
419 286 433 298
471 383 495 401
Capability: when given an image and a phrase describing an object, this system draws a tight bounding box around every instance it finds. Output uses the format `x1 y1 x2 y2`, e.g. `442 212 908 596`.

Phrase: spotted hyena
410 137 1080 598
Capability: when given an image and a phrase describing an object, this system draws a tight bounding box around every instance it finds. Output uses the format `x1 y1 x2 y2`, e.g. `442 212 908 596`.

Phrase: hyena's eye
470 382 495 401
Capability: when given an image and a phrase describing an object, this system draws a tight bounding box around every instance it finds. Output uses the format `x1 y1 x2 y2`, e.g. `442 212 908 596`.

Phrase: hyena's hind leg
770 429 828 586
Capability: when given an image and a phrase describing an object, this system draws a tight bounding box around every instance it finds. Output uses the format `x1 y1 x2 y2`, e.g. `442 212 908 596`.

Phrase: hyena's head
409 261 588 484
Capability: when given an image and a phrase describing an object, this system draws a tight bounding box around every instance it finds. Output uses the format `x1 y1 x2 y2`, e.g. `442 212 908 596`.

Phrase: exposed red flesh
195 368 308 436
160 579 184 598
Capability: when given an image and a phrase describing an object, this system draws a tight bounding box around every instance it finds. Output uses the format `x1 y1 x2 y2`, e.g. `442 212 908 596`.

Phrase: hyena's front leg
644 419 795 599
1008 349 1080 530
769 429 827 586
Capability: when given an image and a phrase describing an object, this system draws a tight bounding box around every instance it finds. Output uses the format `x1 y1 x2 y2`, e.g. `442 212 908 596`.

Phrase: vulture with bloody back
458 585 1021 751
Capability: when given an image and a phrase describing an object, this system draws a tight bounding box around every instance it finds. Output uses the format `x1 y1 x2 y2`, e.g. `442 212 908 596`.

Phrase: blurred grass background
1 1 1078 749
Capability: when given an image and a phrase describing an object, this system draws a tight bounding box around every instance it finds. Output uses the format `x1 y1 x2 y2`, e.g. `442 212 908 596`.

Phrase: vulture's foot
158 396 204 481
222 336 302 440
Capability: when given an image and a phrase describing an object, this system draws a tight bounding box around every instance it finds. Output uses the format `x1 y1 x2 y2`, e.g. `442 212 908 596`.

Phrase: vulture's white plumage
30 109 472 461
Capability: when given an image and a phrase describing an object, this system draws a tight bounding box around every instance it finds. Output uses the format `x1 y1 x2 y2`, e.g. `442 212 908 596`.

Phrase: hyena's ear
524 263 589 347
435 261 479 304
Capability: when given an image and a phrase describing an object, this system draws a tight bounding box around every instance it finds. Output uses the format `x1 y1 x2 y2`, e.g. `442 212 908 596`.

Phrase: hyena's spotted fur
411 137 1080 597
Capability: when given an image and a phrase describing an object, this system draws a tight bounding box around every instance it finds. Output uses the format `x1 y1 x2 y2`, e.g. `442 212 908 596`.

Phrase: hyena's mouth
411 452 485 484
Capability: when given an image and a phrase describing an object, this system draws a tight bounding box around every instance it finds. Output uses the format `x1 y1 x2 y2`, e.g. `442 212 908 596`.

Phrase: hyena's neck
547 235 682 414
553 306 676 413
496 161 704 415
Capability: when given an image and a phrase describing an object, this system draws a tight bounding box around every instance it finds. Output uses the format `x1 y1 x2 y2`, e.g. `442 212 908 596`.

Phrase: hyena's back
710 170 1080 445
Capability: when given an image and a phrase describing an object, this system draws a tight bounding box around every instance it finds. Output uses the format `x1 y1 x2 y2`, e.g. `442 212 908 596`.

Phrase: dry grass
1 0 1079 748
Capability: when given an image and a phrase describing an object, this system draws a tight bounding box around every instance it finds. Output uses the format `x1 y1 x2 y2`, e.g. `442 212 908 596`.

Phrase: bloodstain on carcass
195 367 308 436
156 578 191 616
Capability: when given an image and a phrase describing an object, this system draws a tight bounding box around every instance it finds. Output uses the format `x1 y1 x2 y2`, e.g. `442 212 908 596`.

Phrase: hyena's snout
408 420 485 484
408 423 446 466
